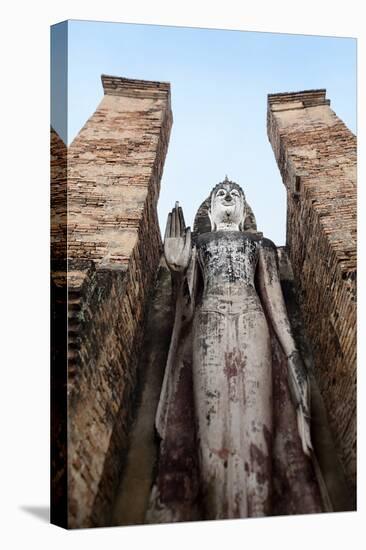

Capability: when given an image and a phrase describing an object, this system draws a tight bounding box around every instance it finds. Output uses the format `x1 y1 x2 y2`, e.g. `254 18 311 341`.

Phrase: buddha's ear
208 208 216 231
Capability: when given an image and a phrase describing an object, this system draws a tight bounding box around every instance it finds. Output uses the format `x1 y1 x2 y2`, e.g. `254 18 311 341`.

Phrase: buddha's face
210 183 246 231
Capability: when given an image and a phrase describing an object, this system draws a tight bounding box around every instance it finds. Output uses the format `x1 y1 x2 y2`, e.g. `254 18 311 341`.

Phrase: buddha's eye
231 190 239 197
217 190 225 197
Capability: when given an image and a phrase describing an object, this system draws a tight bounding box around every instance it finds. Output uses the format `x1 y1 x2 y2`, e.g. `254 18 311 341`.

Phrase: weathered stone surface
51 75 172 528
267 89 356 500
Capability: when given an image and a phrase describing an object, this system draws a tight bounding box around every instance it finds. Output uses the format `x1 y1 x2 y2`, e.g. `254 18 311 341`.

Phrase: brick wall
267 90 356 498
51 127 68 527
51 75 172 528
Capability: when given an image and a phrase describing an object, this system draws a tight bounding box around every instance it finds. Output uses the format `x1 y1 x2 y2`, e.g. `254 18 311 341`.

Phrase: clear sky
52 20 356 245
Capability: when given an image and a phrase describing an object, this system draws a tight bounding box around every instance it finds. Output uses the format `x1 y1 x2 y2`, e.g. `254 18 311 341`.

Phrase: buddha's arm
156 203 197 438
257 241 297 355
257 240 312 456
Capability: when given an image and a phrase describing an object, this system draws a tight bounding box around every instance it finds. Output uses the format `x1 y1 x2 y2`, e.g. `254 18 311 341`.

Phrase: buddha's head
209 177 246 231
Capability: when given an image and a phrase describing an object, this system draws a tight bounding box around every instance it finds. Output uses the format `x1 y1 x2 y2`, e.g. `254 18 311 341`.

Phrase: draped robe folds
146 230 323 523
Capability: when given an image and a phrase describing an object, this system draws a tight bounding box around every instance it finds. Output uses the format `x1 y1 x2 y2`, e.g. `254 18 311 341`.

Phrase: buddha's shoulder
258 236 277 251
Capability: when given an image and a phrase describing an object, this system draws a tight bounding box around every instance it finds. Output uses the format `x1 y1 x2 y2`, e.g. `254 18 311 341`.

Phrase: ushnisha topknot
210 176 246 200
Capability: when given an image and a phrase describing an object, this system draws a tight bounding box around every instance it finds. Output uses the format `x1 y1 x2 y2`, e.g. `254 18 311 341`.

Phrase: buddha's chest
196 232 260 284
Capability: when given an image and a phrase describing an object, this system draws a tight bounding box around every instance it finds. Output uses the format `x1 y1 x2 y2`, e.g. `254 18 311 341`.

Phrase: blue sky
52 20 356 245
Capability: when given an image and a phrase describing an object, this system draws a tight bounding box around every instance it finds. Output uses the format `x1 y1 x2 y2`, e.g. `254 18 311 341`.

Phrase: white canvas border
1 1 364 548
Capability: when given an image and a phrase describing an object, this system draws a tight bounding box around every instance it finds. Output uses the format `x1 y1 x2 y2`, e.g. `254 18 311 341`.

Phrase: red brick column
267 89 356 498
62 75 172 528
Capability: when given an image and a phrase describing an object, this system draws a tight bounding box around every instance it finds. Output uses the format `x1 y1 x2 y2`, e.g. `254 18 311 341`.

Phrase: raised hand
164 202 192 273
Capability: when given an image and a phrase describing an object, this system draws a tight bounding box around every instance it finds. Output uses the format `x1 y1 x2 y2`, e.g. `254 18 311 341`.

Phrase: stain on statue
147 177 328 523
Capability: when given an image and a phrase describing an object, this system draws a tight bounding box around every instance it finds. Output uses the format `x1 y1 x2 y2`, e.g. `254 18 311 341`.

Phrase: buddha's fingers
171 208 177 238
174 203 180 237
165 212 172 240
178 206 185 236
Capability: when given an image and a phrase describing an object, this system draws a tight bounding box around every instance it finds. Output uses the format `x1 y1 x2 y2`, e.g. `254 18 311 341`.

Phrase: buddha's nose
225 193 232 202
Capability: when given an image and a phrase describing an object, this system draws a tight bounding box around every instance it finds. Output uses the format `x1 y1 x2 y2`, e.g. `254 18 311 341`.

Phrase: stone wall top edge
101 74 171 98
268 89 330 108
